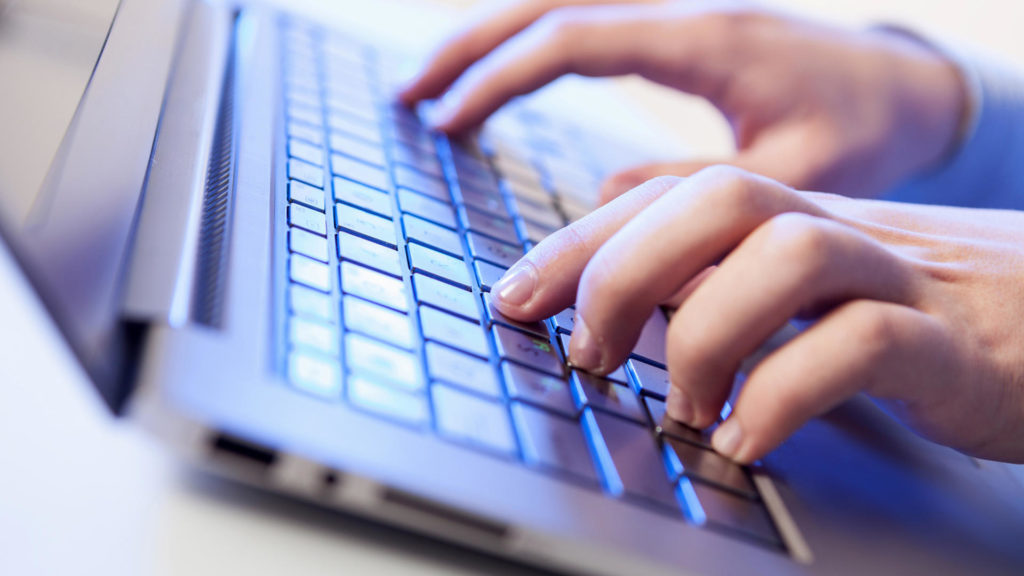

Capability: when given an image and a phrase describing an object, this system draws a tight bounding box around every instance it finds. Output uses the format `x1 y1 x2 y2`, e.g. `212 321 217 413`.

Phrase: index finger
399 0 606 105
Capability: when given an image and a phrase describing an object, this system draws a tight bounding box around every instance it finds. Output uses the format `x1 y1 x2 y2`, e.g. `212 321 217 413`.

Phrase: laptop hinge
120 1 236 327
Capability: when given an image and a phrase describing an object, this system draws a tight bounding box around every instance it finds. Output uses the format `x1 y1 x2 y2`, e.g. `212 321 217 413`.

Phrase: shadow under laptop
174 466 562 576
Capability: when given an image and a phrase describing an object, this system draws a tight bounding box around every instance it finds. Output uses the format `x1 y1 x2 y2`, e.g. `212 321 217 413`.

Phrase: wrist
872 25 973 177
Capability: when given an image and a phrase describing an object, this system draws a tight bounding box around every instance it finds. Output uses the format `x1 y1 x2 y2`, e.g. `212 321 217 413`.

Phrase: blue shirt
884 49 1024 209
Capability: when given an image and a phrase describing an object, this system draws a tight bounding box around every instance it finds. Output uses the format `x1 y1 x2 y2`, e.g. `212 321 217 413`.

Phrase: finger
429 3 697 133
600 161 716 205
707 300 946 464
662 266 717 309
399 0 644 105
398 0 564 105
599 140 839 206
663 212 917 428
568 166 821 375
491 176 681 320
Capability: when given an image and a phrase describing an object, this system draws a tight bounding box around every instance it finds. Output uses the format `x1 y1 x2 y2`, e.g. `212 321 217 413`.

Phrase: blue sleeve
883 51 1024 210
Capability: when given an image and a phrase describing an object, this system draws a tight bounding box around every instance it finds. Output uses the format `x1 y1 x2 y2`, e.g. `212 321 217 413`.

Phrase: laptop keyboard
275 20 783 551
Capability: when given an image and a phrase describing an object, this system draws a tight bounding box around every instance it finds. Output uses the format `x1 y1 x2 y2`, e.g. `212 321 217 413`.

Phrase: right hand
399 0 966 203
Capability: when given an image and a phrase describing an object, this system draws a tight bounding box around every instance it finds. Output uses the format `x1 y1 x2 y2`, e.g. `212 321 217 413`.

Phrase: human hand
489 167 1024 464
399 0 966 203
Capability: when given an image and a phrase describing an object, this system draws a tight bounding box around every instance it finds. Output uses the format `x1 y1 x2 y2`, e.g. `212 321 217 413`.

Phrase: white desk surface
2 1 1022 575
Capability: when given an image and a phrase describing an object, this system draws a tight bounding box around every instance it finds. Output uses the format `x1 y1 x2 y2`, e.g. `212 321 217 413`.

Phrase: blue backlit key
398 188 457 229
340 260 408 312
332 154 390 192
628 358 671 399
288 137 324 166
288 158 323 188
425 342 501 398
289 316 337 356
492 325 562 376
413 274 479 321
288 227 328 262
343 295 414 350
288 350 341 399
394 165 449 202
330 131 386 167
335 204 396 248
432 384 516 457
337 232 402 277
420 305 489 358
502 362 576 418
348 374 429 427
571 371 646 424
334 178 392 218
473 259 506 291
467 232 522 269
585 409 682 512
402 214 463 257
288 203 327 236
289 283 333 322
408 243 471 288
288 180 326 211
512 402 599 484
290 254 331 292
460 206 520 245
345 333 422 393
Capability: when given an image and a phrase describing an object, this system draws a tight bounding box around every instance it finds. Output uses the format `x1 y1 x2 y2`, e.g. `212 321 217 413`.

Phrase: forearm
884 45 1024 209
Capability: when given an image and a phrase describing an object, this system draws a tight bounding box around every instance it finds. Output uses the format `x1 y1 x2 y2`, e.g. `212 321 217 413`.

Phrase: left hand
490 167 1024 464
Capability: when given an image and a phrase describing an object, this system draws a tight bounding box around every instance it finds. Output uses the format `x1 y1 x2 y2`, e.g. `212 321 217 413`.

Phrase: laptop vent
191 42 237 327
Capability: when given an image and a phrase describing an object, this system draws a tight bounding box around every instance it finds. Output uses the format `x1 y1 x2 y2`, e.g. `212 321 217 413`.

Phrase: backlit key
289 351 341 399
289 283 333 322
340 260 408 312
288 180 326 211
345 333 422 393
288 158 323 188
433 384 516 457
334 177 392 217
337 232 402 277
331 153 390 191
290 254 330 292
335 204 396 248
425 342 501 398
403 214 463 257
408 243 471 288
413 274 479 320
420 306 489 358
348 374 429 427
343 295 414 350
288 203 327 236
492 325 562 376
288 227 328 262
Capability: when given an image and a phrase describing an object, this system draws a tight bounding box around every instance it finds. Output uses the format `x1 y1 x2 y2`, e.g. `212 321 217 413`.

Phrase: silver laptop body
2 0 1024 574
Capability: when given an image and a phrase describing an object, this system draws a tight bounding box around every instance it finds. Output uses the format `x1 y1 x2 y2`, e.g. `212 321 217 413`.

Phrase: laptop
2 0 1024 574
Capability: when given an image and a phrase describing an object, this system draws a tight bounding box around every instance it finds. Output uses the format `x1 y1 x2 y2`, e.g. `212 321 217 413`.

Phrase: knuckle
850 304 902 354
535 6 588 41
688 165 774 219
644 175 686 190
756 213 837 278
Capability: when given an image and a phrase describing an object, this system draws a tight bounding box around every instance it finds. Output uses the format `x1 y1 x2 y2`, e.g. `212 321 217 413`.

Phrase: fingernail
569 316 603 373
493 262 536 307
666 390 695 426
712 418 744 459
